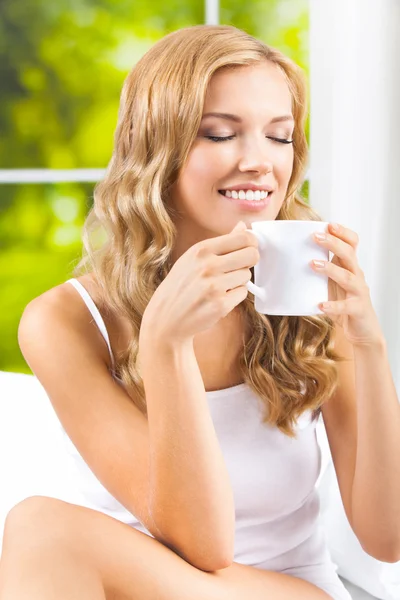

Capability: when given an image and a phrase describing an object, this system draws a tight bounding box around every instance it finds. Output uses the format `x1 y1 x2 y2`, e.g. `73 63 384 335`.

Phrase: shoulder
18 274 111 371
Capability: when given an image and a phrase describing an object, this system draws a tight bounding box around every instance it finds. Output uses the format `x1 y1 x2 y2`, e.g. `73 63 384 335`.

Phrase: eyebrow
201 112 294 124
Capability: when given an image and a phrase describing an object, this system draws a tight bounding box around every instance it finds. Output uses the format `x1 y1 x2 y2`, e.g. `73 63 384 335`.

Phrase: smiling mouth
218 190 272 200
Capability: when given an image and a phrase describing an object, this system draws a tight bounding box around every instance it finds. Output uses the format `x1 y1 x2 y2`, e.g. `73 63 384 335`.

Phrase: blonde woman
1 24 398 600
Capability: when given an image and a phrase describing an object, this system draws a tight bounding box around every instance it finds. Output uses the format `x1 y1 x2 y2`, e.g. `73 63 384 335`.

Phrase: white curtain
309 0 400 391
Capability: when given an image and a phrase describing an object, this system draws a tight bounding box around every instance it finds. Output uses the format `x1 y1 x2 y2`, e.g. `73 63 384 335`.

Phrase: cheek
272 153 294 189
174 148 220 211
184 146 223 183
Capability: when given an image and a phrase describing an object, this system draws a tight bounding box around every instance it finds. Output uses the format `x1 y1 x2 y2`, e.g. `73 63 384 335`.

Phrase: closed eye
205 135 293 144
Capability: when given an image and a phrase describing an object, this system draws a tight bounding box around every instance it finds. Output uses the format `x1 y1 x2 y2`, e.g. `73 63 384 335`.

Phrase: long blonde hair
74 24 346 438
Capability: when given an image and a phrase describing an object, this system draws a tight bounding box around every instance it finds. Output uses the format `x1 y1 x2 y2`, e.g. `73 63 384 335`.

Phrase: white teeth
224 189 269 201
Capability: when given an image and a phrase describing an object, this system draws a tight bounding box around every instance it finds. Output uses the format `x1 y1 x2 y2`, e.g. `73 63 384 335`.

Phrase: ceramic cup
246 220 330 316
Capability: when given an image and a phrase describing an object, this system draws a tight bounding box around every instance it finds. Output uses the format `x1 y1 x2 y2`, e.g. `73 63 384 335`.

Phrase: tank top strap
66 278 115 371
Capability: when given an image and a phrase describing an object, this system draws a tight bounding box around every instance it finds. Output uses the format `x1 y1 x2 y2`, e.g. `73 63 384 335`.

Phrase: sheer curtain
309 0 400 392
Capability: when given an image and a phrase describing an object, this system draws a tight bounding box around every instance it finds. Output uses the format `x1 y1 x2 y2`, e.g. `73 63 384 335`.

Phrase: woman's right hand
140 221 260 345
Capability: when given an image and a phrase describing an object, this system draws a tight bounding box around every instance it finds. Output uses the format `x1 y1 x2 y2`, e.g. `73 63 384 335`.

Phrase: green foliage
0 0 309 373
0 247 81 373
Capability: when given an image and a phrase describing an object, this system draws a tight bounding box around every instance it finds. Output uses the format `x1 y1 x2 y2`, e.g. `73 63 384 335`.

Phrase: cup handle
246 280 267 300
245 229 267 301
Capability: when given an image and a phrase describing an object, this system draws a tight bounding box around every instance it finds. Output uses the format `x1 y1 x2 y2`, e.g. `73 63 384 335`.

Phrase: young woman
1 24 398 600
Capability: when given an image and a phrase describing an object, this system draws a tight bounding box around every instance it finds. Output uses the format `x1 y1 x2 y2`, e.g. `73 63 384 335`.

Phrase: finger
232 221 247 232
222 266 253 292
218 245 260 273
329 222 359 249
225 283 250 312
204 230 259 257
319 296 363 315
310 260 360 294
313 232 358 274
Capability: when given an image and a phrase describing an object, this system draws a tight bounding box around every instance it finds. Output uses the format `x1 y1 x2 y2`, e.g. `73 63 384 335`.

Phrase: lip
219 190 272 211
219 183 274 192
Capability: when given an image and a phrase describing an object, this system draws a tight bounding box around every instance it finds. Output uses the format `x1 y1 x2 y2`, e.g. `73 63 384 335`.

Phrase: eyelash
205 135 293 144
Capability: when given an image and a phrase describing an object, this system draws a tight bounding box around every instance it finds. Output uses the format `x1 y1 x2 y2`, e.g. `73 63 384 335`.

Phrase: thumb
232 220 247 232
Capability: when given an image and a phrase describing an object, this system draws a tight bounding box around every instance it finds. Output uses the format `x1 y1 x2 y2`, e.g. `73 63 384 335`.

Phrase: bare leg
0 496 332 600
0 541 105 599
0 500 106 600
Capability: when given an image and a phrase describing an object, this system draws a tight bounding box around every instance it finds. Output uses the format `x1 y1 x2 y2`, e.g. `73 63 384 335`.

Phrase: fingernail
312 260 325 268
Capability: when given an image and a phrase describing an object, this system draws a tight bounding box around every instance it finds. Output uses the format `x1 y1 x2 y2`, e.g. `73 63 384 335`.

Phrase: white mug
246 220 331 316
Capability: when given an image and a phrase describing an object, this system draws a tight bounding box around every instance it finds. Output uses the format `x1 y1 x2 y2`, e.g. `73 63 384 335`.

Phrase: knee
6 495 67 524
4 496 77 546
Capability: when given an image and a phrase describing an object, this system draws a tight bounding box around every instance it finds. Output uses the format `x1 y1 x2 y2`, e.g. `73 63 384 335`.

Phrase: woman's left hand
310 222 385 347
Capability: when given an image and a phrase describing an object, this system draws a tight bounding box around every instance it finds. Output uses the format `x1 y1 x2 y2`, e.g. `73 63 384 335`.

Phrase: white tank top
62 277 334 572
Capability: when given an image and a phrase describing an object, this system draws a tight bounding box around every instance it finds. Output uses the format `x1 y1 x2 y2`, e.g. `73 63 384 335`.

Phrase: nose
237 139 273 175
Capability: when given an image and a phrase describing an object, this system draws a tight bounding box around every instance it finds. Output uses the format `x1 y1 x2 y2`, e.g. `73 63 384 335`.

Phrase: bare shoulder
18 274 112 371
17 275 158 532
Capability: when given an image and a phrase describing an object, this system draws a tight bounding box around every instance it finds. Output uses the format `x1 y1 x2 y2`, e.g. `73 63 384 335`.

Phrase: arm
312 221 400 561
18 287 233 573
351 339 400 561
139 335 235 572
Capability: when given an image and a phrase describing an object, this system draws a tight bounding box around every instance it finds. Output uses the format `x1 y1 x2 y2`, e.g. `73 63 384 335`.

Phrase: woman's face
170 61 295 256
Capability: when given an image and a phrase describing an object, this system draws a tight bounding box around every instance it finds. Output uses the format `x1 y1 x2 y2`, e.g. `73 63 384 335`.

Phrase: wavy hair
74 24 347 438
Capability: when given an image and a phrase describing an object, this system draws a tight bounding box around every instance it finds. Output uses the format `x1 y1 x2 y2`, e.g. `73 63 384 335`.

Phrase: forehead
203 62 293 117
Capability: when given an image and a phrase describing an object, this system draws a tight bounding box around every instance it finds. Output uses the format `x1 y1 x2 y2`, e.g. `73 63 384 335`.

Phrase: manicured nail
312 260 325 268
314 232 327 241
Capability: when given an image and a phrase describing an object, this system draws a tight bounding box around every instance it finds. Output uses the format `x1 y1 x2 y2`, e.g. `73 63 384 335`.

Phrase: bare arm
351 340 400 560
139 335 235 571
135 225 257 571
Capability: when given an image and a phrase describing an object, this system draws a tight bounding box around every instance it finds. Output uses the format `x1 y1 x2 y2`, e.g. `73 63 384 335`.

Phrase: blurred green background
0 0 309 373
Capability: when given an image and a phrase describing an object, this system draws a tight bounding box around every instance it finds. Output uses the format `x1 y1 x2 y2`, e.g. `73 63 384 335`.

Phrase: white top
62 277 338 577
